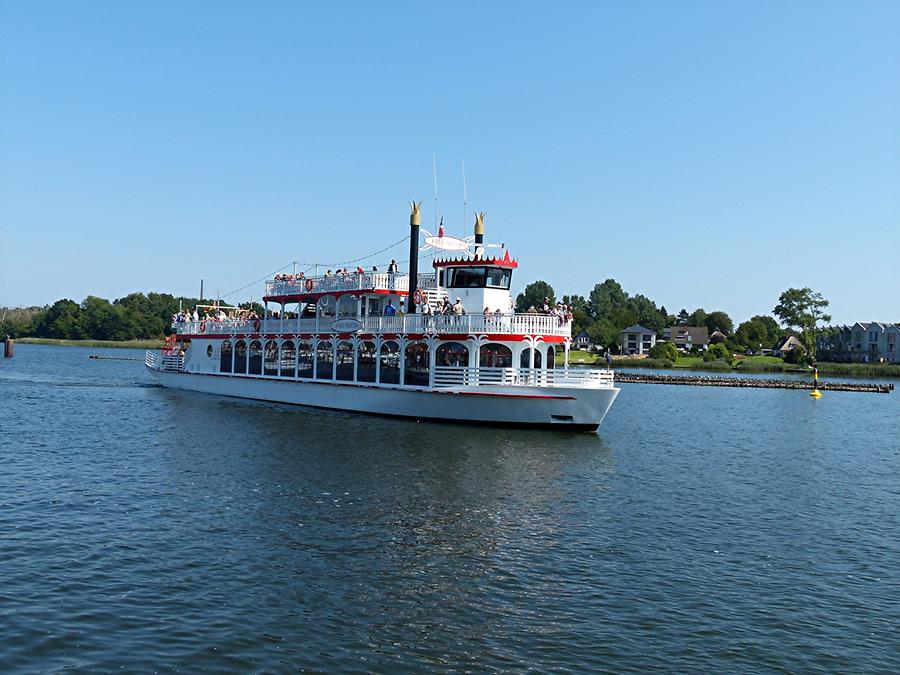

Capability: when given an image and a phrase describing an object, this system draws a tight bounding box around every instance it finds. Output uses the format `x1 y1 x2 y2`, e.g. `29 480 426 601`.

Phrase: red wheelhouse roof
432 250 518 269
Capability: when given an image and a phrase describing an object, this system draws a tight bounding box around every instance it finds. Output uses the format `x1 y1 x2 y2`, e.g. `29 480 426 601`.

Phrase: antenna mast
462 158 468 239
432 152 439 228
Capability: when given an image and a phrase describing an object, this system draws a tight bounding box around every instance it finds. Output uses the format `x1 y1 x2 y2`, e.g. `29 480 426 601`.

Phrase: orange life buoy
305 278 314 291
413 289 424 305
199 320 207 333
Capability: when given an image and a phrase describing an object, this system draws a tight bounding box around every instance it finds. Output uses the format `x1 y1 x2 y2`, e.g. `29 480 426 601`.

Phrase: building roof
665 326 709 345
621 324 654 334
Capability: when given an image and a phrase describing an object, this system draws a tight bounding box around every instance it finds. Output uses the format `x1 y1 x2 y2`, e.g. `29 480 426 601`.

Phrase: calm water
2 345 899 673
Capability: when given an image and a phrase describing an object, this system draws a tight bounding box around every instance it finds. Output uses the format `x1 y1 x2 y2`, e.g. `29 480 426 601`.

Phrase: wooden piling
3 336 12 358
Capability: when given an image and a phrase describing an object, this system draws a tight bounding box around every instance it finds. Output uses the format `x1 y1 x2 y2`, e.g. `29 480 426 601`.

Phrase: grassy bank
560 350 900 378
17 337 164 349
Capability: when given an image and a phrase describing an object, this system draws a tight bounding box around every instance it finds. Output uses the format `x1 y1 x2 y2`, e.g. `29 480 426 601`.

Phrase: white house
620 325 656 356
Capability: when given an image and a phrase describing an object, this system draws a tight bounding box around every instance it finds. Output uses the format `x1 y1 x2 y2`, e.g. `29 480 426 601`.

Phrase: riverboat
145 204 619 430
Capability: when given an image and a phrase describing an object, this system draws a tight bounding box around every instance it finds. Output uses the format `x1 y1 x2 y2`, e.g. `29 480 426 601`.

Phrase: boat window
264 340 279 376
519 347 542 369
281 340 296 378
436 341 469 367
318 295 336 318
206 345 214 358
357 341 377 382
297 341 313 378
220 340 233 373
249 340 263 375
546 345 555 370
480 343 513 368
404 341 430 386
485 267 512 290
336 341 354 381
379 341 400 384
447 267 486 288
234 340 247 374
315 340 334 380
337 294 357 318
367 297 383 316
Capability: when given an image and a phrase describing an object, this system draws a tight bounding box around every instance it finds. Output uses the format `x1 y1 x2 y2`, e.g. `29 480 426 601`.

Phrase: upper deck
264 271 437 301
175 312 572 338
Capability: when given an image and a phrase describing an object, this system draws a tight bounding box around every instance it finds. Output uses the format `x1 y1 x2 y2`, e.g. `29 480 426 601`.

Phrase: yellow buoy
809 366 822 397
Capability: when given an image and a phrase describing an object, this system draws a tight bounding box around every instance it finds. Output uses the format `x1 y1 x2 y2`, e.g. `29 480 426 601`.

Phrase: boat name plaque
331 318 363 333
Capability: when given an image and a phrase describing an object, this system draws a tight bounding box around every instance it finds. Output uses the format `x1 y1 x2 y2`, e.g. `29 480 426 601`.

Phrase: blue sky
2 0 898 325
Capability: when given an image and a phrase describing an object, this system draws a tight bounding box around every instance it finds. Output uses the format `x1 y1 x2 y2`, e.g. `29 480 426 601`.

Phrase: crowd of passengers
524 297 575 326
273 260 400 284
172 308 261 325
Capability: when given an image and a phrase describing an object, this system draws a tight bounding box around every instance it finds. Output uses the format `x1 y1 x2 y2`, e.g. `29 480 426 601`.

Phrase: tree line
3 282 831 364
1 293 238 341
516 279 831 363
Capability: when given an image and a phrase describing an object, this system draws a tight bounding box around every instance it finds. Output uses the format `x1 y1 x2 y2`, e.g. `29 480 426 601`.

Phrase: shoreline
561 352 900 379
16 337 165 349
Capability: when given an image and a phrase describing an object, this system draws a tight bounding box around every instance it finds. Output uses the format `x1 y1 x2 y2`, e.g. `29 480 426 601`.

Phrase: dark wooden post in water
3 335 13 358
407 201 421 314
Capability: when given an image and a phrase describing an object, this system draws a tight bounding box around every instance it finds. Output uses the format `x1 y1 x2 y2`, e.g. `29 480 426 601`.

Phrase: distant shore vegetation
1 293 245 342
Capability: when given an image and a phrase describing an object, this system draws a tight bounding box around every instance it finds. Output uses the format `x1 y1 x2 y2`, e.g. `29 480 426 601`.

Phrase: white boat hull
148 369 619 431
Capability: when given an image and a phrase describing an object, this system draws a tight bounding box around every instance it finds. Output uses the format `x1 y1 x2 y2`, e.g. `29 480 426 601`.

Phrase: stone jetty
614 371 893 394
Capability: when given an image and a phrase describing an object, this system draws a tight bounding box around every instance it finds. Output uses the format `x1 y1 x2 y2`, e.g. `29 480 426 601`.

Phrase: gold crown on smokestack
474 211 485 236
410 201 422 226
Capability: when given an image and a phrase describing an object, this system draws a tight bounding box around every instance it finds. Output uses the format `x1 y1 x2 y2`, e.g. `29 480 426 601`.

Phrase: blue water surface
1 345 899 672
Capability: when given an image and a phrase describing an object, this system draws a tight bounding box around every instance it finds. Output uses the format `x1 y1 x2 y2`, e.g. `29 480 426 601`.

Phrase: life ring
413 289 424 305
199 320 207 333
305 278 314 291
253 319 261 332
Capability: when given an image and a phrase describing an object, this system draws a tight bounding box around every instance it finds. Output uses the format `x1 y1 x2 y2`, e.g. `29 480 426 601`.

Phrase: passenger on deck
482 307 491 316
388 259 398 274
526 306 538 315
384 300 397 316
453 298 466 316
440 299 452 315
192 309 200 322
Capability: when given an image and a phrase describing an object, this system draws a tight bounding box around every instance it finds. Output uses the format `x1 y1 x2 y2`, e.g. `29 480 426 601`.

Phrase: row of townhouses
817 322 900 363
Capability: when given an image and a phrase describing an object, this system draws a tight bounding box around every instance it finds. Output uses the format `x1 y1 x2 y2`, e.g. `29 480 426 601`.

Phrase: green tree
676 309 690 326
688 308 708 327
588 279 629 319
515 280 555 313
734 315 783 352
586 318 620 352
34 299 86 339
649 341 678 362
628 293 664 333
704 342 733 364
773 288 831 362
704 310 734 335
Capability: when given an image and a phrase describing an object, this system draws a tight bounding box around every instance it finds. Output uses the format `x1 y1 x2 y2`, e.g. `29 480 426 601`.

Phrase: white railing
265 272 438 297
174 312 571 337
433 366 615 389
145 350 185 373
